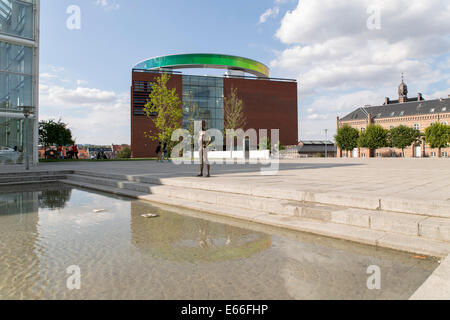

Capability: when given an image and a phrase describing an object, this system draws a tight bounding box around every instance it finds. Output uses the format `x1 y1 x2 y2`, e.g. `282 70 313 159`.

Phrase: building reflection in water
0 184 72 299
129 201 272 263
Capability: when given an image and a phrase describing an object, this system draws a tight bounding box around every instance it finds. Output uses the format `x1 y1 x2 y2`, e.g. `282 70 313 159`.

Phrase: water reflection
130 201 271 263
0 185 440 300
38 188 72 210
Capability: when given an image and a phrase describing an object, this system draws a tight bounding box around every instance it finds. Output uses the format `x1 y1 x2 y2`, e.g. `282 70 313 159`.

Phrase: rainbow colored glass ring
134 53 270 78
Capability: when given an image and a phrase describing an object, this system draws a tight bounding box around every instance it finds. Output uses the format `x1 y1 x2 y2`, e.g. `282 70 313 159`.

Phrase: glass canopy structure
134 53 270 78
0 0 39 165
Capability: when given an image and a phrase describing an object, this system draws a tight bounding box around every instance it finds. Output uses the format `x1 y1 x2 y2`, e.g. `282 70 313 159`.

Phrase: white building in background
0 0 39 165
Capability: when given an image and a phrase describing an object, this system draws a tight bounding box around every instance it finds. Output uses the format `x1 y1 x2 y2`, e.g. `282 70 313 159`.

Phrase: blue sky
39 0 450 145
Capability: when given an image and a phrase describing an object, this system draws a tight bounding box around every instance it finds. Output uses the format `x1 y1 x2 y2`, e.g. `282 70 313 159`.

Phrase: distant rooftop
341 97 450 121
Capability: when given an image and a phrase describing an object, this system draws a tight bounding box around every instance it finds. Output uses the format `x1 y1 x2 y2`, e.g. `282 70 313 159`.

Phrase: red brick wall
338 112 450 158
131 72 183 158
224 78 298 146
131 72 298 157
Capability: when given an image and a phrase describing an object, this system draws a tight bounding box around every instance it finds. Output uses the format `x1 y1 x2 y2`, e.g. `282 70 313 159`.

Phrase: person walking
73 144 78 159
197 120 210 177
155 142 162 162
162 142 168 162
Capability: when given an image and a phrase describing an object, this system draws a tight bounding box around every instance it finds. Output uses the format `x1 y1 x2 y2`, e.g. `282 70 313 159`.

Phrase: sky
39 0 450 145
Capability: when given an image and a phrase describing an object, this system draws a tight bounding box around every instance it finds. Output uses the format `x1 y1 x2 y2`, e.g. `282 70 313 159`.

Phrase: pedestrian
155 142 162 162
57 145 63 159
197 120 210 177
73 144 78 159
162 142 168 161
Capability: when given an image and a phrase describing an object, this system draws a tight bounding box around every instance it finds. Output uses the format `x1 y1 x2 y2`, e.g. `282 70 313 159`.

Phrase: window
361 153 366 158
430 108 435 113
442 121 448 125
442 152 449 158
399 111 405 116
376 153 381 157
442 107 447 112
414 124 420 130
361 127 365 133
431 152 437 158
390 112 395 116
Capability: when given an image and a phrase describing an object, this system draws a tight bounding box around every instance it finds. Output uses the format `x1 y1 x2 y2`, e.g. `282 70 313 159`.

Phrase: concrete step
63 179 148 199
62 179 450 257
71 170 450 218
0 174 67 184
65 173 450 244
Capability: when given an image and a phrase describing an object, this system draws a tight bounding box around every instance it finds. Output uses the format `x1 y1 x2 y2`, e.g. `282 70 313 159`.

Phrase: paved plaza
1 158 450 299
2 158 450 204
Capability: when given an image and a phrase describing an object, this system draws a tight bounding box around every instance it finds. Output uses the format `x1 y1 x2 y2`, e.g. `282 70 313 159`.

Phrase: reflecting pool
0 184 439 300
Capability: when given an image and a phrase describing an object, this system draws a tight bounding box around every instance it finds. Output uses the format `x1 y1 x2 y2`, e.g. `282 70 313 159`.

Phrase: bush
117 147 131 159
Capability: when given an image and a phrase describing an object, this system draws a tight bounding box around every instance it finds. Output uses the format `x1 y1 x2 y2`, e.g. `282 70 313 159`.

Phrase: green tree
224 86 246 136
143 73 182 156
39 119 74 147
389 125 422 157
425 122 450 158
117 147 132 159
358 124 388 157
334 124 360 157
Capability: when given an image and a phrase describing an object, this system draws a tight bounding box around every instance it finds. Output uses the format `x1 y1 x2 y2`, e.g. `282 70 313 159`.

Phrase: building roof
297 145 337 153
299 140 334 145
296 141 336 153
340 97 450 121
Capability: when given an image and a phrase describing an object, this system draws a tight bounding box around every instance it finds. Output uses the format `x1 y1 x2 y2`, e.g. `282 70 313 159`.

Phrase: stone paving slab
1 158 449 210
410 255 450 300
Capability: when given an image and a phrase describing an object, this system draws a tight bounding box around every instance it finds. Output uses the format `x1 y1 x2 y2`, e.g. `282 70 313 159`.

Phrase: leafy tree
143 73 182 156
39 119 74 147
389 125 422 157
224 86 246 137
334 124 359 157
425 122 450 158
358 124 388 157
117 147 131 159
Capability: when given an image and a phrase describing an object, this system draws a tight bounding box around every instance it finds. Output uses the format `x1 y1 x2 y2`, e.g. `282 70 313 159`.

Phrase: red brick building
337 80 450 158
131 54 298 158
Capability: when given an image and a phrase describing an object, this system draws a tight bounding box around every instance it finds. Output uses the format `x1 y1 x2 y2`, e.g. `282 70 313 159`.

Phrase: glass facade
0 0 38 165
182 75 224 132
0 0 34 39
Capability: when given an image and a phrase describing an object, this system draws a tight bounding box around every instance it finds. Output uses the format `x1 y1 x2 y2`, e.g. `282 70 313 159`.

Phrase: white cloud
95 0 120 11
259 7 280 24
39 71 130 145
269 0 450 140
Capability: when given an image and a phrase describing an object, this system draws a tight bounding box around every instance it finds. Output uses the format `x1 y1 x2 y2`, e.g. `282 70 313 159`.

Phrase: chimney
384 97 390 105
417 93 423 101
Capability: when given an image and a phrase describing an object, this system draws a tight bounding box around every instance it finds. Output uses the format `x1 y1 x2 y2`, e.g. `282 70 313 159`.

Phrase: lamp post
22 106 33 171
325 129 328 158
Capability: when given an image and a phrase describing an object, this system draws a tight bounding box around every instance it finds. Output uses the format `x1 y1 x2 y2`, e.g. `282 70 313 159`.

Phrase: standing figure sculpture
197 120 210 177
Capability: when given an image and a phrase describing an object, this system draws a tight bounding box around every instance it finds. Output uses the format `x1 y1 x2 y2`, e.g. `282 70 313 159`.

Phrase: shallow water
0 183 439 300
